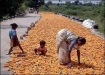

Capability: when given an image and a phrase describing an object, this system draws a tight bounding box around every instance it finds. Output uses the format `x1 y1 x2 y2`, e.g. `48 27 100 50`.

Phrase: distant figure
35 7 39 14
34 40 47 56
7 23 24 55
56 29 86 68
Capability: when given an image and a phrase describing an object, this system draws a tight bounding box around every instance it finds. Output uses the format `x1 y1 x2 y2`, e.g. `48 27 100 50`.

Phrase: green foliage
18 2 27 13
65 1 71 8
39 5 49 11
39 2 56 12
74 0 79 5
62 10 78 16
51 5 65 13
47 1 52 5
100 5 105 23
0 0 44 21
28 0 44 8
0 0 24 19
39 2 105 34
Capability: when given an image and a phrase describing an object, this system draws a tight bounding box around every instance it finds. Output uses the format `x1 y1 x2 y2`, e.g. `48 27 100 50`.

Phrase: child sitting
34 40 47 55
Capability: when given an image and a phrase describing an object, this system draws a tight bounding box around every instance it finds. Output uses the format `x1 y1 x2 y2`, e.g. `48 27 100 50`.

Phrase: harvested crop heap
4 12 104 75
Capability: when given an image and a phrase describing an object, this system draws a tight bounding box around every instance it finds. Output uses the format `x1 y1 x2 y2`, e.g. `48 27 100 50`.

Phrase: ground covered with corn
4 12 105 75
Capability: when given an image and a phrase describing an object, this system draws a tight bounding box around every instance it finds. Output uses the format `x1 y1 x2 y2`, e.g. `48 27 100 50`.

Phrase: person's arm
9 35 11 39
45 47 47 53
67 50 72 68
68 40 76 62
67 41 75 68
9 31 11 39
34 48 38 54
77 46 81 65
77 50 81 65
37 47 41 51
68 46 73 64
68 50 71 63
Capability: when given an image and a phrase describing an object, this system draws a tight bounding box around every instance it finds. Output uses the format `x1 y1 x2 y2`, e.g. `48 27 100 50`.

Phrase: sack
56 29 77 50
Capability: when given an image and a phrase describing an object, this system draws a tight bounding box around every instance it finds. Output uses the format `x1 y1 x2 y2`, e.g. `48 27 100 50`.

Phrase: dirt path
0 13 40 74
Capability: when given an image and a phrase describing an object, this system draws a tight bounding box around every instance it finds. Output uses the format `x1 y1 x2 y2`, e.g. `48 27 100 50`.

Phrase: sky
45 0 102 4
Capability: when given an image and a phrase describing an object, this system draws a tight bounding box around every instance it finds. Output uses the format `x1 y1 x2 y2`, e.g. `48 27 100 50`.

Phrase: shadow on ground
70 60 102 70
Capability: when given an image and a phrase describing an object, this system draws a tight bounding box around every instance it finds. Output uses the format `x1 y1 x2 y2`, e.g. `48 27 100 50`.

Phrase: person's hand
37 48 41 51
67 63 72 69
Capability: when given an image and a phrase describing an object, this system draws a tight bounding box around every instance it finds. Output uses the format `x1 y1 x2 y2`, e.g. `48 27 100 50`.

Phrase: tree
74 0 79 5
0 0 24 20
28 0 44 8
44 4 51 11
79 2 82 5
57 3 59 6
85 1 92 6
28 0 44 13
99 0 104 6
65 1 71 8
59 0 62 2
100 3 105 23
47 1 52 5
